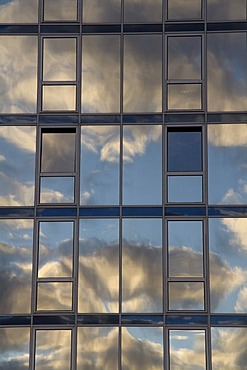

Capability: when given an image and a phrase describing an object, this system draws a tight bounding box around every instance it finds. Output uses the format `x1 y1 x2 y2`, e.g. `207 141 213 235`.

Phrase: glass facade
0 0 247 368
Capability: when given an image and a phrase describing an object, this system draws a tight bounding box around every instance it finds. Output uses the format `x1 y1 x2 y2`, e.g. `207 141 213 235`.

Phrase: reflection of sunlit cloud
221 218 247 251
0 0 38 23
0 176 34 206
0 327 30 369
235 286 247 312
208 124 247 147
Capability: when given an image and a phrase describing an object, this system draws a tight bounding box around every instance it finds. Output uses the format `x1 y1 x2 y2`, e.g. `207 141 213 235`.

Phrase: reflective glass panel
169 330 206 369
37 282 72 311
209 218 247 313
44 0 77 21
168 128 202 172
208 124 247 204
42 85 76 111
211 327 247 369
0 219 33 314
207 0 246 20
122 327 163 369
167 0 202 19
0 126 36 206
35 330 71 369
0 36 37 113
168 282 204 310
41 131 76 173
168 221 203 277
0 0 38 23
43 38 76 82
168 37 201 80
124 35 162 113
78 219 119 313
123 125 162 205
0 328 30 369
80 126 120 205
83 0 121 23
40 177 75 204
168 176 203 203
208 33 247 112
124 0 162 22
77 327 118 369
38 222 73 278
82 36 120 113
167 84 202 110
122 218 162 312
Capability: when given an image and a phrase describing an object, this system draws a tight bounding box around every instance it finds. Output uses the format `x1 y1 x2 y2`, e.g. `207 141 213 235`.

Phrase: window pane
41 131 76 173
0 328 30 369
78 219 119 313
168 84 202 110
40 177 75 204
124 0 162 22
123 125 162 205
122 327 163 370
208 124 247 204
35 330 71 369
37 282 73 310
168 176 203 203
38 222 74 278
0 220 33 314
209 218 247 313
168 282 205 310
82 35 120 113
0 0 38 23
83 0 121 23
168 221 203 277
169 330 206 369
208 33 247 112
168 37 201 80
167 0 202 19
42 85 76 111
122 218 162 312
43 38 76 81
0 36 37 113
44 0 77 21
0 126 36 206
77 327 118 369
80 126 120 205
168 128 202 172
124 35 162 113
207 0 246 20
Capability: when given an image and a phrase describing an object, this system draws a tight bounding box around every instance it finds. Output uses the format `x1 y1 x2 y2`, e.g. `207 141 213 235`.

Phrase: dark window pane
167 0 202 20
124 0 162 22
207 0 246 20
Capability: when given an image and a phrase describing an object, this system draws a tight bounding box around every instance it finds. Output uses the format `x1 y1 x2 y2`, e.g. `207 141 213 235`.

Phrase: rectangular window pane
122 218 162 313
167 84 202 110
37 282 73 311
0 328 30 369
83 0 121 23
40 176 75 204
168 176 203 203
124 0 162 22
167 0 202 19
42 85 76 111
207 0 246 20
168 282 205 310
0 0 38 22
44 0 77 21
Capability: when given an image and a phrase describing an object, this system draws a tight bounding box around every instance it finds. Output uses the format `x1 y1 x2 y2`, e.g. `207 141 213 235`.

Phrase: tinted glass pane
0 219 33 314
0 328 30 369
208 124 247 204
38 222 74 278
0 0 38 23
167 0 202 19
168 282 204 310
168 129 202 172
168 37 201 80
168 84 202 110
123 125 162 205
80 126 120 205
168 176 203 203
41 132 76 173
35 330 71 369
124 35 162 113
168 221 203 277
124 0 162 22
37 282 72 310
83 0 121 23
208 33 247 112
44 0 77 21
82 36 120 113
77 327 118 369
169 330 206 369
40 177 75 204
122 327 163 370
209 218 247 313
0 36 37 113
43 38 76 81
122 218 162 312
42 85 76 111
207 0 246 20
78 219 119 313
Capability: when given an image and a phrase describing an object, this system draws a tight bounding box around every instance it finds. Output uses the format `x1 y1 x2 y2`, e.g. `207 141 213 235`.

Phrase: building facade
0 0 247 368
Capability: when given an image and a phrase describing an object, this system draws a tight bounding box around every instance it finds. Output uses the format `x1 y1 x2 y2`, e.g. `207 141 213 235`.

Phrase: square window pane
42 85 76 111
37 282 72 311
44 0 77 21
168 176 203 203
40 177 75 204
43 38 76 81
167 84 202 110
167 0 202 20
168 282 205 310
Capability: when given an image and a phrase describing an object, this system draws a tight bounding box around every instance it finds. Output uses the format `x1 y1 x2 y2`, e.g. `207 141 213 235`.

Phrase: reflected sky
124 0 162 22
37 282 73 311
43 0 77 21
167 0 202 19
0 0 38 22
0 219 33 314
83 0 121 23
209 218 247 313
40 176 75 204
0 327 30 369
207 0 246 20
168 282 205 311
42 85 76 111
